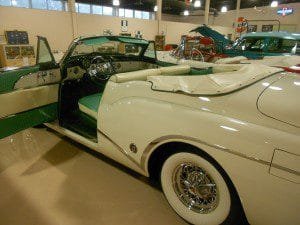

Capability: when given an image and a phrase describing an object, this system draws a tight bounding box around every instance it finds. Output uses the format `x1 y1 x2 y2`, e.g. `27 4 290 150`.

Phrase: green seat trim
78 93 103 119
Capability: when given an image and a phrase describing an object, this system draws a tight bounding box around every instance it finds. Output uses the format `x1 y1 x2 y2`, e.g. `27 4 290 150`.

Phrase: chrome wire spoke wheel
160 152 235 225
172 163 219 214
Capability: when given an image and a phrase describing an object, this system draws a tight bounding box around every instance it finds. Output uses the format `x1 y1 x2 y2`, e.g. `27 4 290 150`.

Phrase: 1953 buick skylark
0 36 299 225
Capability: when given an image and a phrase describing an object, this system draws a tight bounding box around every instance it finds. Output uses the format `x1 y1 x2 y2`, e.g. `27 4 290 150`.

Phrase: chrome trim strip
97 129 142 169
271 163 300 176
140 135 271 171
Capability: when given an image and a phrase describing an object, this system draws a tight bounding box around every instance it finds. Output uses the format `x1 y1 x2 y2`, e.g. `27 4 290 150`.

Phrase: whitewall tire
160 152 232 225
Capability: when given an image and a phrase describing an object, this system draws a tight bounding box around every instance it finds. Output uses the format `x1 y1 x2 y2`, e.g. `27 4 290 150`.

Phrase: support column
68 0 78 39
204 0 211 25
156 0 162 34
234 0 241 39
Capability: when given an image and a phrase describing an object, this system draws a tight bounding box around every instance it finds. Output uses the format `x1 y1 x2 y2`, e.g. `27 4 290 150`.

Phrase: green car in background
192 25 300 59
225 32 300 59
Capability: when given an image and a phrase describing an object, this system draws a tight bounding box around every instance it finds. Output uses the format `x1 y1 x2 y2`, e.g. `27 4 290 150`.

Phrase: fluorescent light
221 6 227 13
194 0 201 8
271 1 278 7
199 97 210 102
113 0 120 6
154 5 158 12
220 125 238 132
183 10 189 16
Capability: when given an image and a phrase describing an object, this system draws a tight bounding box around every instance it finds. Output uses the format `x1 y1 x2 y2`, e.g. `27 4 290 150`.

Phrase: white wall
212 3 300 32
0 6 73 51
0 5 233 53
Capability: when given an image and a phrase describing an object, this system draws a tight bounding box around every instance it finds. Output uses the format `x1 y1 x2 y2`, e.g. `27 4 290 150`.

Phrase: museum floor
0 128 187 225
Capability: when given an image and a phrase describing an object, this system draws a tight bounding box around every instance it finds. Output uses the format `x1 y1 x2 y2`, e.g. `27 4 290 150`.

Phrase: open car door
0 36 61 139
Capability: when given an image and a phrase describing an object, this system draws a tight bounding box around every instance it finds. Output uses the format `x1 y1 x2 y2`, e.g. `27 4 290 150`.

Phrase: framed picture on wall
247 25 257 32
262 25 273 32
5 30 29 45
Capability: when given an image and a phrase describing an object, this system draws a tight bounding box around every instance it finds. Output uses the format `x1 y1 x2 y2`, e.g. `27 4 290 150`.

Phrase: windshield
267 38 300 54
233 37 266 52
70 37 148 57
233 36 300 54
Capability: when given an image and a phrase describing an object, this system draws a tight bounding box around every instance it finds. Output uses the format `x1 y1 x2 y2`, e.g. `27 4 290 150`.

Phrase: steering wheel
87 55 116 82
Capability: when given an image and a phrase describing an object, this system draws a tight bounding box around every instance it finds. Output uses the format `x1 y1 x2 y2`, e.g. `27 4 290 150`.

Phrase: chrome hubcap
172 163 219 213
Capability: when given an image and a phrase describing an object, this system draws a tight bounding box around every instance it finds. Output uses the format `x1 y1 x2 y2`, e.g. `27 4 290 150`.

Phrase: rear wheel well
147 141 249 225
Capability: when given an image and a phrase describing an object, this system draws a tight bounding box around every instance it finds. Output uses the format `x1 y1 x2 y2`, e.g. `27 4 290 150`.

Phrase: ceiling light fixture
154 5 158 12
271 1 278 7
194 0 201 8
221 6 227 13
183 10 189 16
113 0 120 6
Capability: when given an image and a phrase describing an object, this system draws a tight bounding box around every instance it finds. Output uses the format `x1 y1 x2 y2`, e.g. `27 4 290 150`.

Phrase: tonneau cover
148 64 283 95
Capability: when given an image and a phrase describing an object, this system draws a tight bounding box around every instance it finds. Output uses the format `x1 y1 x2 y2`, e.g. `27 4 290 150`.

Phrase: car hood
148 64 282 95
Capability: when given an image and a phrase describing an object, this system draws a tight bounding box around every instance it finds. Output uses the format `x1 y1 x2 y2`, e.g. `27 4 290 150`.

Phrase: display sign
247 25 257 32
236 17 247 33
277 7 294 16
121 20 128 32
262 25 273 32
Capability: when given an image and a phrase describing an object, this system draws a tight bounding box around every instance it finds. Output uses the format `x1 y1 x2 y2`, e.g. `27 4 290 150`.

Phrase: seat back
160 64 190 75
110 65 191 83
110 69 161 83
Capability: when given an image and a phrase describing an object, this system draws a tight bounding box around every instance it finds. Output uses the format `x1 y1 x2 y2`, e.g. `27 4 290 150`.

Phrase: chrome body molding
141 135 300 178
140 135 270 171
97 129 142 169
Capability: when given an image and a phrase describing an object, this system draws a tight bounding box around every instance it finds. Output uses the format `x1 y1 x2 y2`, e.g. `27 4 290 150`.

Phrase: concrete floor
0 128 188 225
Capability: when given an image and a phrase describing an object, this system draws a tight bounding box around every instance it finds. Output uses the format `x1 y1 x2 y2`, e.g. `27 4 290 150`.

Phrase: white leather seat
160 65 190 75
110 68 161 83
110 65 191 83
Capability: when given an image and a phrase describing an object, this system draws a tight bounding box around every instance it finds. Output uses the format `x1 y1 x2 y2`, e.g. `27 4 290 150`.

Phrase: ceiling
76 0 300 14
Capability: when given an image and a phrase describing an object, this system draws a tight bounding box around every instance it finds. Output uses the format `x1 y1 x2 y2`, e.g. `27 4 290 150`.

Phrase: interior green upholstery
78 93 103 119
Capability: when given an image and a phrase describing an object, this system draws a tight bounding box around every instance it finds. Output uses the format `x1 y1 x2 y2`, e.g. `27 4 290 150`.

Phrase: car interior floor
59 76 103 142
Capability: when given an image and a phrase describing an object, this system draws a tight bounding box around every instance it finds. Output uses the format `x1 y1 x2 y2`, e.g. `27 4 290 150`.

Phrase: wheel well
147 141 249 224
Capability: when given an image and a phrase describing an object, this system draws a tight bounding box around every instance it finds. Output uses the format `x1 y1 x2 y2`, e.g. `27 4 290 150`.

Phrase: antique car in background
169 35 227 62
193 25 300 59
225 32 300 59
0 35 299 225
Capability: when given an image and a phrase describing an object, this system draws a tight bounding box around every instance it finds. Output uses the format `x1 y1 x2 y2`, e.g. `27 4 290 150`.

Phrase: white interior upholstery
148 64 283 95
110 68 161 83
110 65 191 83
212 64 243 73
160 65 191 75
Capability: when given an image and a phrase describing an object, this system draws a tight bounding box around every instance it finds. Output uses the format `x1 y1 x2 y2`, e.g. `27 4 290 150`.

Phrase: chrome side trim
141 135 300 177
271 163 300 177
97 129 142 169
140 135 271 171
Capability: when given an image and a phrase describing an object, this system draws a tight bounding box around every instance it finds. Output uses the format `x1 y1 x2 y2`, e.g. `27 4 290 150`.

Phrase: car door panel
0 103 57 139
0 66 40 94
0 36 60 139
0 84 59 118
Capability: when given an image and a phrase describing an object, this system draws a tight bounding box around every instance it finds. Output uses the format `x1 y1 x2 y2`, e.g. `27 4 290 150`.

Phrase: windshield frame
65 36 150 60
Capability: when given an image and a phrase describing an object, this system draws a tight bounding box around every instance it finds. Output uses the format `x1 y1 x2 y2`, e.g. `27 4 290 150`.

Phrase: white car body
45 63 300 225
1 36 299 225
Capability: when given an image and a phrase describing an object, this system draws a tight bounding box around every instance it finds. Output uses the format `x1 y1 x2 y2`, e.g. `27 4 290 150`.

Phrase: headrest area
110 65 191 83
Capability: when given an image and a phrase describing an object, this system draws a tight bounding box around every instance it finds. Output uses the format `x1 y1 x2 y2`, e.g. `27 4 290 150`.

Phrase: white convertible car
0 36 299 225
